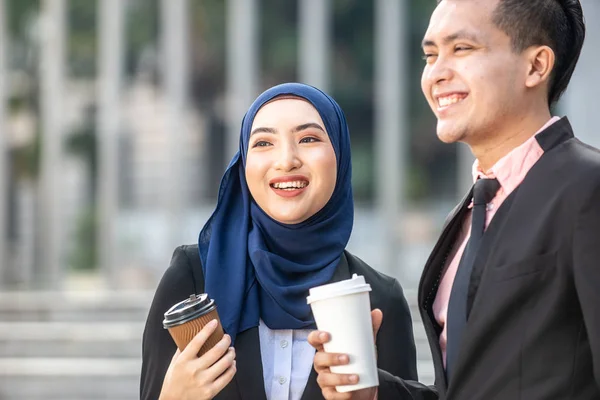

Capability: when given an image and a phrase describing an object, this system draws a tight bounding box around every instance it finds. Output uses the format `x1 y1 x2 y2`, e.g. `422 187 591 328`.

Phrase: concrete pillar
39 0 66 289
374 0 408 275
0 0 8 284
225 0 259 161
97 0 124 286
161 0 189 250
298 0 331 92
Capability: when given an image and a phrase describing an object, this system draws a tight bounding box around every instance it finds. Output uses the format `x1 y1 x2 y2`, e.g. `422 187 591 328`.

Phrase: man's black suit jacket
378 118 600 399
140 246 418 400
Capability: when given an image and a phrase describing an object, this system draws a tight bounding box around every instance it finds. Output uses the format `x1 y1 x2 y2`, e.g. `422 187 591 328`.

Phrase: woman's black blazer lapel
217 326 267 400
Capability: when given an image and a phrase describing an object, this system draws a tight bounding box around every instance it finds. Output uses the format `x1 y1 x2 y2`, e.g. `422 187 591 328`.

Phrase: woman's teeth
272 181 308 190
438 94 466 107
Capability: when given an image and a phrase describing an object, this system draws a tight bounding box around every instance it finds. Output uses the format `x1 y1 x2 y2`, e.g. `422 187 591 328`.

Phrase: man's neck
470 111 553 172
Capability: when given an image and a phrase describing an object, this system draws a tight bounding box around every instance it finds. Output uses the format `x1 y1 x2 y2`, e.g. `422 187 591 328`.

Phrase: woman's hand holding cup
308 309 383 400
159 320 237 400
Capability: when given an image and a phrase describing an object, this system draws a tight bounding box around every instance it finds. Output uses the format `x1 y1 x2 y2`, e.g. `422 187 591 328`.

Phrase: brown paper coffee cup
163 294 225 356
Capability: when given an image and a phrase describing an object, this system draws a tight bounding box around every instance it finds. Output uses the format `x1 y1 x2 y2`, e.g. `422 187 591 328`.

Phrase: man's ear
524 45 555 89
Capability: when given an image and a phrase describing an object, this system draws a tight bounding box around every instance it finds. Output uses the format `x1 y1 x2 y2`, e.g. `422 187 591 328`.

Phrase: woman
140 83 418 400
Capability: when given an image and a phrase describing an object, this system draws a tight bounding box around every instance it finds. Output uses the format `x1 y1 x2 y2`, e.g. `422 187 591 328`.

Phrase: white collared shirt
258 319 315 400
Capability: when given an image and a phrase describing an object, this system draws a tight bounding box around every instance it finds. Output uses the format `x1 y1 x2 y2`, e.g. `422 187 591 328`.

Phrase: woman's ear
524 45 555 89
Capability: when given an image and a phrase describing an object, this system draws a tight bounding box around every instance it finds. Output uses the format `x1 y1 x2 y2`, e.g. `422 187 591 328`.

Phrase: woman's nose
273 143 302 171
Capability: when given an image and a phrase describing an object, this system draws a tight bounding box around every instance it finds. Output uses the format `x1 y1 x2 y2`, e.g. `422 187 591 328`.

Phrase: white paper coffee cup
307 274 378 392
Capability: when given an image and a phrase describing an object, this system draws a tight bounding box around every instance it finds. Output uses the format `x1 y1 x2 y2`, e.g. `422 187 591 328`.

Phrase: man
308 0 599 399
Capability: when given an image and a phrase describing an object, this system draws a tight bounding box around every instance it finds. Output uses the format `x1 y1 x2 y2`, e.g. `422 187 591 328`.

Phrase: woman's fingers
170 348 181 364
209 360 237 394
179 320 219 361
201 347 236 382
194 333 232 370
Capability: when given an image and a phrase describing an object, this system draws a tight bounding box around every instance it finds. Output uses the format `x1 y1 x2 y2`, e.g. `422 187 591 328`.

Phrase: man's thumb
371 308 383 339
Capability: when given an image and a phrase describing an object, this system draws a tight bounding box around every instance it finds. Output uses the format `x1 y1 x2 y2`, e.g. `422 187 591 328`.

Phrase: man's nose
425 55 453 85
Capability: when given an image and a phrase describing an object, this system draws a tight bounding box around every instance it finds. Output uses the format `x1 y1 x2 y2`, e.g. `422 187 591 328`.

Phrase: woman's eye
252 140 272 148
300 136 320 144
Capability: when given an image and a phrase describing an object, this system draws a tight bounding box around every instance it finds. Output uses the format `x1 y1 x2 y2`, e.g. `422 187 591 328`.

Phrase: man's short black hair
436 0 586 106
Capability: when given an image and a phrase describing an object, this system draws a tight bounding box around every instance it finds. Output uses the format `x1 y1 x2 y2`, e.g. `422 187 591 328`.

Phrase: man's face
421 0 529 146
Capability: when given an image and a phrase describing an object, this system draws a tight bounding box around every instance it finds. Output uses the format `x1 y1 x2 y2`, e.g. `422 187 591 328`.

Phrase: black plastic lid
163 293 216 328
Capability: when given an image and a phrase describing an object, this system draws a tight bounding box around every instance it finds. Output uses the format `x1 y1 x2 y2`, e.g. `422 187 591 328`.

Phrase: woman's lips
270 186 308 198
269 176 310 198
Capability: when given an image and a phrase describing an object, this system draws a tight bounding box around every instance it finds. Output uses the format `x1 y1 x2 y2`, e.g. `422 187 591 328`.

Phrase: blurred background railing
0 0 597 398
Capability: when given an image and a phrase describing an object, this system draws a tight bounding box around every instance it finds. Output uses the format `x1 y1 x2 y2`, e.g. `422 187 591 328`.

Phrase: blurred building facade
0 0 597 302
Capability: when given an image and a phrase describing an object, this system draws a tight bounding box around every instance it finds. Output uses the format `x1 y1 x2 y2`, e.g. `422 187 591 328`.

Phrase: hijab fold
198 83 353 343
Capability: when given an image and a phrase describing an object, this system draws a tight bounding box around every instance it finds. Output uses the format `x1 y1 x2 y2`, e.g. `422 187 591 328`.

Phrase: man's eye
422 53 437 62
455 46 472 52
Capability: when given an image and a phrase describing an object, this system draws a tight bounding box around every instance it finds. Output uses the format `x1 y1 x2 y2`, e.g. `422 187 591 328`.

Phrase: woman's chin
267 208 312 225
271 214 307 225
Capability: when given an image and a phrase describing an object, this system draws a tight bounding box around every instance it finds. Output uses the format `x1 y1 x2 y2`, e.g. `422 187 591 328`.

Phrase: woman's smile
246 98 337 224
269 175 310 197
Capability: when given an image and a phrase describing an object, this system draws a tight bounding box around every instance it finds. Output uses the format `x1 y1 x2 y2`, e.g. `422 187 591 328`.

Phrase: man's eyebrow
292 122 325 133
250 127 277 136
422 30 480 48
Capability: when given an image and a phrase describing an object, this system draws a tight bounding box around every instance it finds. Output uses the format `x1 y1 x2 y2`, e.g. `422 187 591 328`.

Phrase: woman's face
245 97 337 224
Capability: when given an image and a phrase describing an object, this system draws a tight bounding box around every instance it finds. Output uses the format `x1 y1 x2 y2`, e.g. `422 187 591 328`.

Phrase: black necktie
445 178 500 380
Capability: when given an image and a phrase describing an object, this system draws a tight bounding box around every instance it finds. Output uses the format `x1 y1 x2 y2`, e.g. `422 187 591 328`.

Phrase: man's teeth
438 95 466 107
273 181 308 190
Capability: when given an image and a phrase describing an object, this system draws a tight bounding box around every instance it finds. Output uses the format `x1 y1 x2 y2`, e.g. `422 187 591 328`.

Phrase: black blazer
140 245 418 400
377 117 600 399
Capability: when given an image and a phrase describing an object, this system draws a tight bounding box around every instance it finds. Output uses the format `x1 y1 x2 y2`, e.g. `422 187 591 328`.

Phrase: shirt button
280 340 288 348
486 203 494 211
279 376 287 385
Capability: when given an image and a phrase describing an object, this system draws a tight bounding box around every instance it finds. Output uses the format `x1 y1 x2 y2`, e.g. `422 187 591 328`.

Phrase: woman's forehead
258 95 314 113
251 97 323 126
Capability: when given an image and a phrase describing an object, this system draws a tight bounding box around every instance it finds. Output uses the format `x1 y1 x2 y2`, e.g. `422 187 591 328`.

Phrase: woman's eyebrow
292 122 325 133
250 127 277 136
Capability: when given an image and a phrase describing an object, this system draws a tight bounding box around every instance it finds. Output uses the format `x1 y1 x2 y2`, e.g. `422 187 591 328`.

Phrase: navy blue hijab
198 83 353 343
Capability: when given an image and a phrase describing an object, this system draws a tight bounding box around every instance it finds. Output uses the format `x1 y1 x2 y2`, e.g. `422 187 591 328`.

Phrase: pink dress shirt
432 117 560 366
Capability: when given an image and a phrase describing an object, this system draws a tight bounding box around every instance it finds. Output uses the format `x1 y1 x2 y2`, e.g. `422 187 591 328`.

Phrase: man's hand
308 309 383 400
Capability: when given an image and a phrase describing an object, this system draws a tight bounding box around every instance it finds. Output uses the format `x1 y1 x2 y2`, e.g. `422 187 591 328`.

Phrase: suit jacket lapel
419 188 472 307
417 188 473 394
232 327 267 400
466 187 519 317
